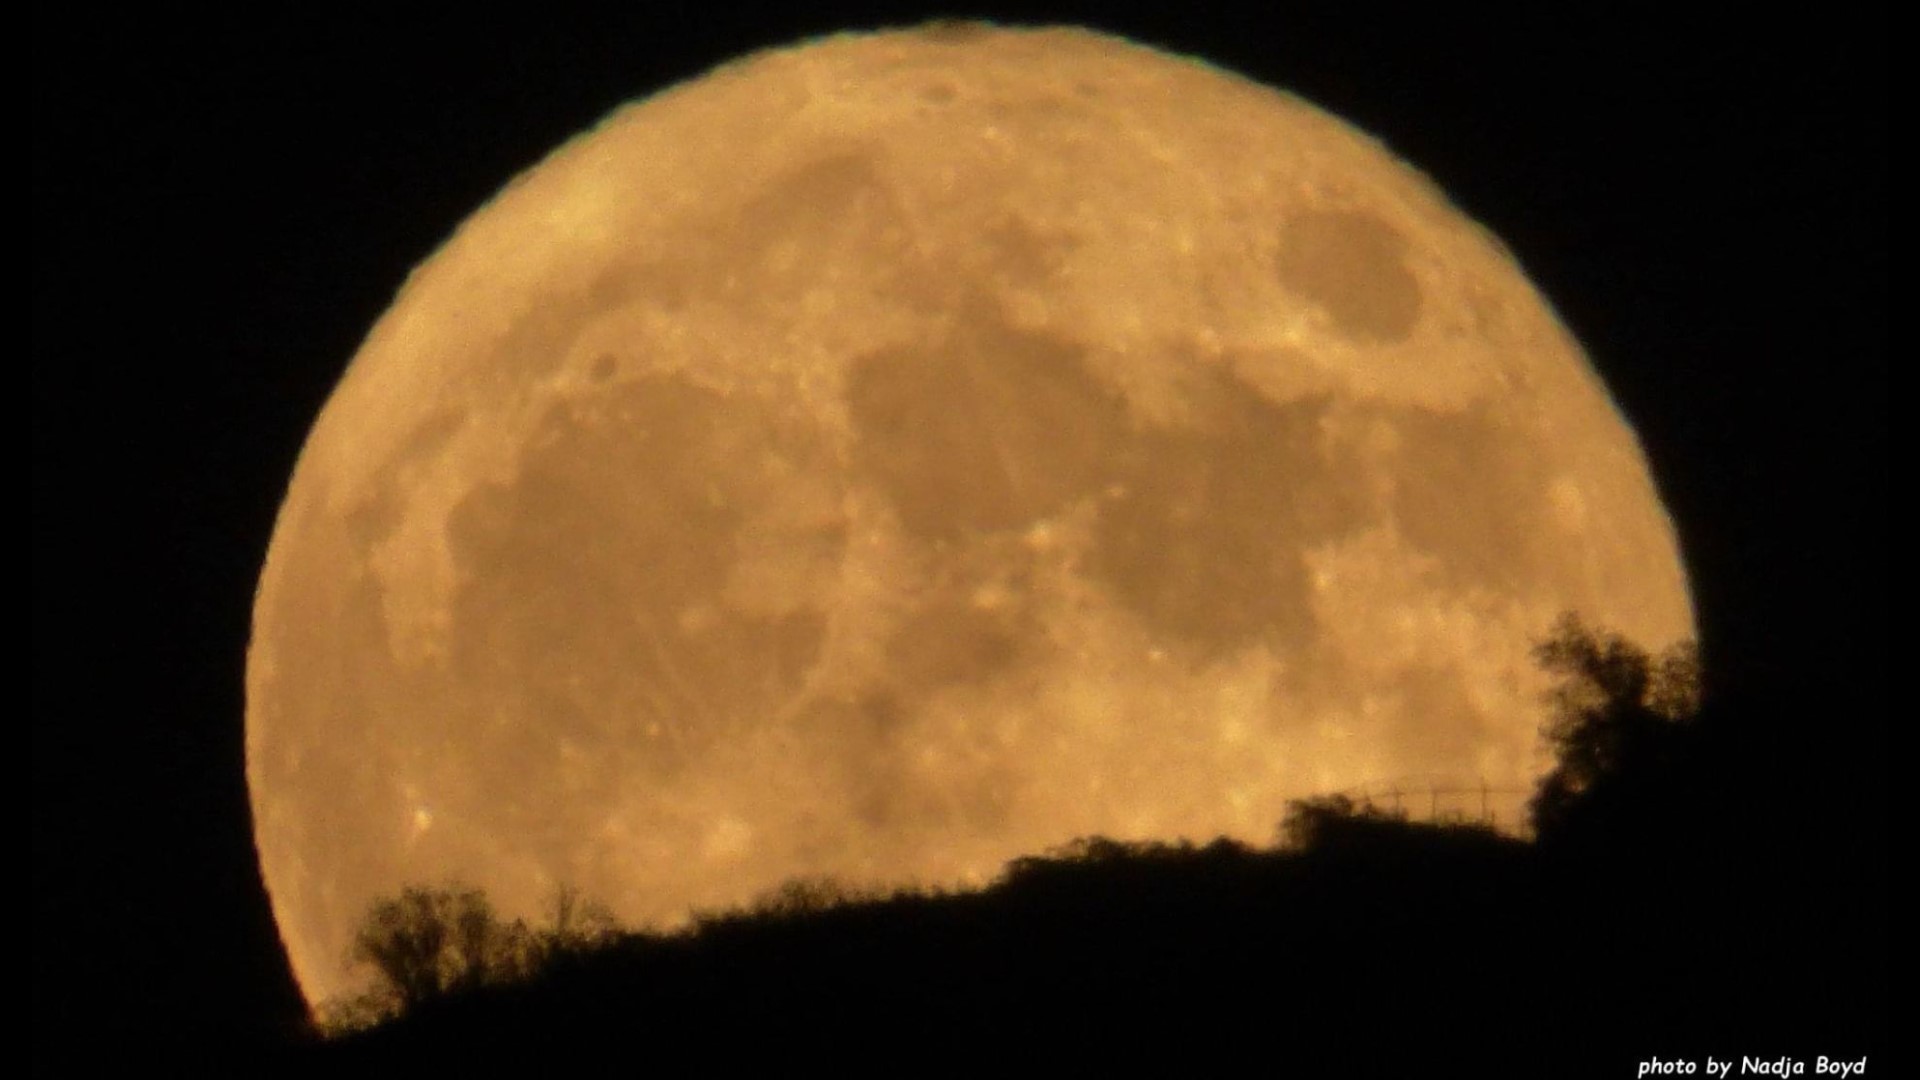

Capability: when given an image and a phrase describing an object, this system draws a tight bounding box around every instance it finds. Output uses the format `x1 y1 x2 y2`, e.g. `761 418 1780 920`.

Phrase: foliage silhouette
740 875 878 919
1527 613 1702 839
1279 793 1410 849
327 883 617 1033
540 883 619 959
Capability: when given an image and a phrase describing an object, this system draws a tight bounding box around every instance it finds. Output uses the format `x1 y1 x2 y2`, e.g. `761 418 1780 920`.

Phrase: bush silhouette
328 883 617 1031
1527 613 1701 838
1278 793 1408 850
345 887 531 1020
539 884 619 959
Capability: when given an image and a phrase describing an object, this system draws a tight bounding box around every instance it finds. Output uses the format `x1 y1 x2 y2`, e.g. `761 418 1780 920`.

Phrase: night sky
35 4 1883 1062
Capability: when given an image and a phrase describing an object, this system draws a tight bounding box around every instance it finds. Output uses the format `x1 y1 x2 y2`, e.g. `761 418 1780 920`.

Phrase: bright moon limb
247 24 1694 1009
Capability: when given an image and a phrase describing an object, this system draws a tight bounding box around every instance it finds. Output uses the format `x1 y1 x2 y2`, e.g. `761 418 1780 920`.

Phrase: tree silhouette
323 882 627 1032
325 884 538 1031
1527 613 1702 838
540 883 618 960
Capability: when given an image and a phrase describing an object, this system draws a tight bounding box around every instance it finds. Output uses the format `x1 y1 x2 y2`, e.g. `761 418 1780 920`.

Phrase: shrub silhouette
744 875 871 918
539 884 619 959
328 883 616 1032
344 887 530 1019
1527 613 1701 838
1278 793 1408 850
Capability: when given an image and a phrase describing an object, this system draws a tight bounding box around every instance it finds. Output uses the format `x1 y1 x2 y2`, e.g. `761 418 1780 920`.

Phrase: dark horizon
240 635 1886 1076
34 4 1884 1069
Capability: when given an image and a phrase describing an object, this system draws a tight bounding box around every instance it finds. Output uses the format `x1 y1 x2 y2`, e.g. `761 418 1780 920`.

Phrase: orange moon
247 24 1693 1007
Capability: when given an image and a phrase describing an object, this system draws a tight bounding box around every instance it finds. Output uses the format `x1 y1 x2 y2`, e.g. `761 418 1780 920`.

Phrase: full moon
248 24 1692 1008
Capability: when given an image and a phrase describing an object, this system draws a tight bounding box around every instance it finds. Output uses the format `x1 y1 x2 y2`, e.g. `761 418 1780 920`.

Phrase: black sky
34 3 1884 1061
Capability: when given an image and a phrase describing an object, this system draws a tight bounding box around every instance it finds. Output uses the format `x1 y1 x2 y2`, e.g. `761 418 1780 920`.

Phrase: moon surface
248 24 1693 1008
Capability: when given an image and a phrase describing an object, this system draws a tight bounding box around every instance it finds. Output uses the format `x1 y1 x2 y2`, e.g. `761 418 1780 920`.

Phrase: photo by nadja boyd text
1638 1056 1869 1077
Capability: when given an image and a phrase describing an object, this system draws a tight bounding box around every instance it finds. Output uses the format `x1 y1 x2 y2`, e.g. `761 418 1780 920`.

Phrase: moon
248 24 1693 1008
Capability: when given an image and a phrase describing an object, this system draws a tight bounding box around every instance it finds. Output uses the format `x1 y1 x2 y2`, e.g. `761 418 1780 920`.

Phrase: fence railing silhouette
1328 776 1535 832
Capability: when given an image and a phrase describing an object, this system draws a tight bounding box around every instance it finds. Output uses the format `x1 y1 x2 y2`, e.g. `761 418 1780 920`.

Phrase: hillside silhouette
285 620 1881 1076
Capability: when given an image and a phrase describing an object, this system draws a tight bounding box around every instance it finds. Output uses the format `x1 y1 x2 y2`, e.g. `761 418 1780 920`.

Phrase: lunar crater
1275 209 1424 343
